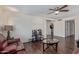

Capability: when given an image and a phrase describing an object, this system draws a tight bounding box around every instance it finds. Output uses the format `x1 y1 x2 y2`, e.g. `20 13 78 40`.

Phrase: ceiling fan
48 5 69 15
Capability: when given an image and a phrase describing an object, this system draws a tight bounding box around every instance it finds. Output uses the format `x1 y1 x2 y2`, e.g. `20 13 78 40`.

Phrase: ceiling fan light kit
54 11 59 15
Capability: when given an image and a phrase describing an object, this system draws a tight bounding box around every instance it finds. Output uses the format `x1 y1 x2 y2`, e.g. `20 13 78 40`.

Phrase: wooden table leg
43 43 44 54
43 43 49 54
56 43 58 53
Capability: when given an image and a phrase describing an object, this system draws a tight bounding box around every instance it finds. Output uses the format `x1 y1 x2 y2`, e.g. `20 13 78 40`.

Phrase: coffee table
42 39 59 53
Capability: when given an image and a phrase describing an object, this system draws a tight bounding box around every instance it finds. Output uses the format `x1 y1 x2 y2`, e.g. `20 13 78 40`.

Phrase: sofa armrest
8 39 20 44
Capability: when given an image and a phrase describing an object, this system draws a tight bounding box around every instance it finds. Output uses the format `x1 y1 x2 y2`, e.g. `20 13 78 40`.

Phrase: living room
0 5 79 54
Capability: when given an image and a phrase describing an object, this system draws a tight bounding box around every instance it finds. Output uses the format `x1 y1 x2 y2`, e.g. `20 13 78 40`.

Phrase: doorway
65 20 75 53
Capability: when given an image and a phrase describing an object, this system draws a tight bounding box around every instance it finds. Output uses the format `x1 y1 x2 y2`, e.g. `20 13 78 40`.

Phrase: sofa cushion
2 40 8 49
0 40 8 51
3 44 17 52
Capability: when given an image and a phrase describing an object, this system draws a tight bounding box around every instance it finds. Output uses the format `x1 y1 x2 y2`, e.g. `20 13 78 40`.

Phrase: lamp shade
4 25 13 31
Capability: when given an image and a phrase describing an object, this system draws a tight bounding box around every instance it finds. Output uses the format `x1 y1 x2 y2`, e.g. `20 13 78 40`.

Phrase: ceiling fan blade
59 5 68 10
49 9 55 11
59 10 69 12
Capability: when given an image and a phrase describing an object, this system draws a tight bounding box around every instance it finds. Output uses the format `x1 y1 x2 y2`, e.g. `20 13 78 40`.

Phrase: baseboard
47 35 65 40
47 35 75 40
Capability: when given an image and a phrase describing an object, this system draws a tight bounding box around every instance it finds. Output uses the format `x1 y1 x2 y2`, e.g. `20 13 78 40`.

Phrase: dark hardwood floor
23 35 76 54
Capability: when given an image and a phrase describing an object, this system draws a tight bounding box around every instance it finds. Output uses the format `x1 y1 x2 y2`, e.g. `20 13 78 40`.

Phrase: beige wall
0 15 46 42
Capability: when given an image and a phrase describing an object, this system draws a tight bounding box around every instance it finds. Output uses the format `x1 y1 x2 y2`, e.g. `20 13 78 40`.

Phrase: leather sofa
0 33 26 54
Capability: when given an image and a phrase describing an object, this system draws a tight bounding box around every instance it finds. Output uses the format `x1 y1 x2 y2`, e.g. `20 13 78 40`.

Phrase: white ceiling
8 5 79 19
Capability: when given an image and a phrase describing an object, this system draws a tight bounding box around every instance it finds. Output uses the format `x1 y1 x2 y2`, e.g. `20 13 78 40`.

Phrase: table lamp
4 25 13 40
